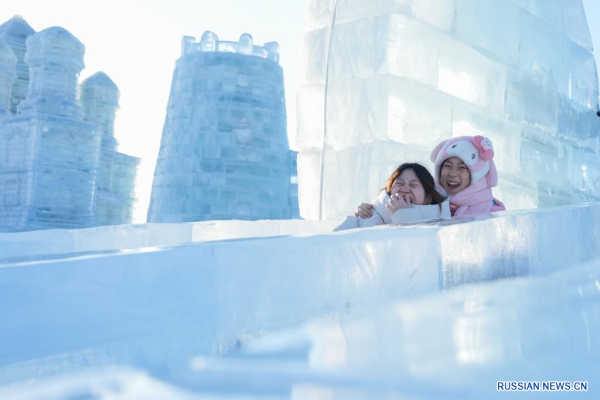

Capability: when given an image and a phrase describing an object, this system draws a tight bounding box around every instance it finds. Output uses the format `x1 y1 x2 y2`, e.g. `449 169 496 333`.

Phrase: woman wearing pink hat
430 135 505 216
355 135 505 219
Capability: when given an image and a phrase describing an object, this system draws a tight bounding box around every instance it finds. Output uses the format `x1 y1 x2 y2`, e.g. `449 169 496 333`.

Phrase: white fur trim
470 161 489 183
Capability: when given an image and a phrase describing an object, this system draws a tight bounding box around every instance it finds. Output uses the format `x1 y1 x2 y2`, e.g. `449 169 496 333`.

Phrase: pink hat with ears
430 135 498 188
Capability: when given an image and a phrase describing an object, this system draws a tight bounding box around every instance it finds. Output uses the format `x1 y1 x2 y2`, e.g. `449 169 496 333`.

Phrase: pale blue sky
1 0 599 222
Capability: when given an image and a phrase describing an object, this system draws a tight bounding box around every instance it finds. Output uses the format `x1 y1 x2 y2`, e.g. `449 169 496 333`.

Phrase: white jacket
333 191 451 231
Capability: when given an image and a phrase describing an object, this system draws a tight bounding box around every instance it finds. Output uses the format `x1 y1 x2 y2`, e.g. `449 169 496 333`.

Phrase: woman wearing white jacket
334 163 451 231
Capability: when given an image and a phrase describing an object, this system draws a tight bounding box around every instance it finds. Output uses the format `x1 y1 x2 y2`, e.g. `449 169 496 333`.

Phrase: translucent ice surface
181 257 600 399
296 0 600 220
1 203 600 396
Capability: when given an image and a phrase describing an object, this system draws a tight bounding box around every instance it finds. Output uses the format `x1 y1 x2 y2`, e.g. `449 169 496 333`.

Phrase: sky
1 0 600 223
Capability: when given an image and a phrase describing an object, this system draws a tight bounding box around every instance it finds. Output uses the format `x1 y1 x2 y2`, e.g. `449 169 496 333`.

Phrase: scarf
437 178 493 217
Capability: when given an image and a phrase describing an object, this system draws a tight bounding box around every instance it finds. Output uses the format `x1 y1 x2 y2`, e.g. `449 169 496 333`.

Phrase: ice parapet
0 219 338 259
181 31 280 63
1 203 600 385
296 0 600 220
148 32 298 223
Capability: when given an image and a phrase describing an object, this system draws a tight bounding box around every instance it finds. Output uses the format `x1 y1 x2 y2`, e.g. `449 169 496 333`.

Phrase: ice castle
1 1 600 399
147 32 299 222
0 17 139 231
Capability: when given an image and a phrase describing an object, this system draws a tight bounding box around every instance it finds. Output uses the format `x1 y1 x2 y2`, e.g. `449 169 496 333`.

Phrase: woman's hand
355 203 373 219
386 193 412 214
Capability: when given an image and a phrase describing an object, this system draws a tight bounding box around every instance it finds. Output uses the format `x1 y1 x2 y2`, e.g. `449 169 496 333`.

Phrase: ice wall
0 16 35 115
180 258 600 399
0 219 338 259
148 32 298 223
297 0 600 220
80 72 140 226
0 26 101 232
1 202 600 386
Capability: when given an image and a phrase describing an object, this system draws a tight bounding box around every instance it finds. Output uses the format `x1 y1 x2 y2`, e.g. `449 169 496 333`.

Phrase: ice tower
148 32 299 222
0 26 101 231
0 16 35 114
0 39 17 117
80 72 140 226
296 0 600 220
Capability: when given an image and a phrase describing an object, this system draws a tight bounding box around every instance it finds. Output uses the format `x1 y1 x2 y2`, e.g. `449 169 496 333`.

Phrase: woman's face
440 157 471 195
390 168 428 205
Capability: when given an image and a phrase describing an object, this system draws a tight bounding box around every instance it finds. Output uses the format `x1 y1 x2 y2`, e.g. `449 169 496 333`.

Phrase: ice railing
181 31 280 63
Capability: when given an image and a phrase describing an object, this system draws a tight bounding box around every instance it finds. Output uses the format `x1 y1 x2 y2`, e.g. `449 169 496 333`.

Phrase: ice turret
148 31 298 222
80 72 120 152
0 38 16 116
79 71 139 226
0 24 101 232
0 15 35 114
19 27 84 118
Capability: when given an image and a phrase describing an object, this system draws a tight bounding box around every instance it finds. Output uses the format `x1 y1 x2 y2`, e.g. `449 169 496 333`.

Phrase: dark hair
383 163 446 206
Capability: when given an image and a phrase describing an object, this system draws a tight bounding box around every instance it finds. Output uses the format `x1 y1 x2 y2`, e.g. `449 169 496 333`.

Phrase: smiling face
440 157 471 195
390 168 428 205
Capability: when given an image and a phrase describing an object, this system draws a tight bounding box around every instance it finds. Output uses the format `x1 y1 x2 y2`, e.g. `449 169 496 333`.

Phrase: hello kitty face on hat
431 135 497 186
473 136 494 160
446 140 479 167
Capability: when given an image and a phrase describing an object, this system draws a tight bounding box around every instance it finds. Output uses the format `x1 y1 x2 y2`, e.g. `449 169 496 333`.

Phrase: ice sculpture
0 17 140 232
148 32 299 223
0 26 101 231
80 72 140 226
296 0 600 220
0 16 35 114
